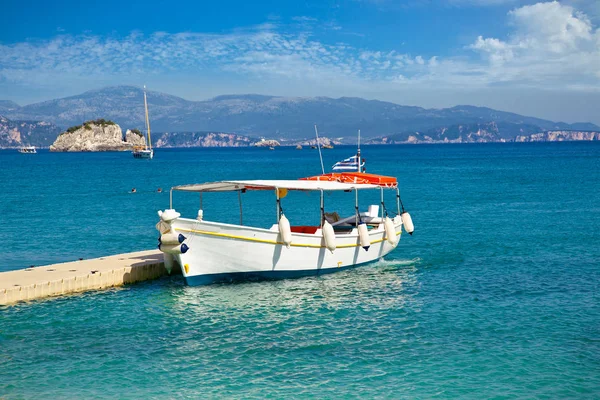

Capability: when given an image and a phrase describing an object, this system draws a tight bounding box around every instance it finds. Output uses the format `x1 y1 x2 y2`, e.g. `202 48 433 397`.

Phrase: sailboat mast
357 129 361 172
143 86 152 150
314 125 325 174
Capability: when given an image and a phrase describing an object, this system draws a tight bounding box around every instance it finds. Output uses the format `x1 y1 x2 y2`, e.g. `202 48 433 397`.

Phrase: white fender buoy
159 243 189 254
156 221 171 234
159 233 186 245
160 209 181 223
401 212 414 235
278 214 292 249
163 253 175 274
322 220 336 253
384 216 397 245
357 222 371 251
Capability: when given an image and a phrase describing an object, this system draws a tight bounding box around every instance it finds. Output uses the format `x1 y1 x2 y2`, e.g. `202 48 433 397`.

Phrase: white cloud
468 1 600 87
0 27 433 91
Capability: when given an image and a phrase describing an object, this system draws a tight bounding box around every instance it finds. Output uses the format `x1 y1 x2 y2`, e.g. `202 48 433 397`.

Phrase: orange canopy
300 172 397 188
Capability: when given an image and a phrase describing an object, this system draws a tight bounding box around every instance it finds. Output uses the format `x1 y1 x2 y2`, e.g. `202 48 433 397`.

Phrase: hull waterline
170 216 402 286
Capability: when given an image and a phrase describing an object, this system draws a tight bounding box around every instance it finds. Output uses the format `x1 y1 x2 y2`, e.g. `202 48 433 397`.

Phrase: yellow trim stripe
175 227 401 249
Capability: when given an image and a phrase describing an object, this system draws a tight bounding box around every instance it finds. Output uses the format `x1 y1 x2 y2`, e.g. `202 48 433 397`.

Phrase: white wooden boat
18 146 37 154
133 86 154 159
157 174 414 285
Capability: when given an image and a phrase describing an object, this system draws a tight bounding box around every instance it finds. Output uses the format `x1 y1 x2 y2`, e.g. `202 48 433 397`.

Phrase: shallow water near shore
1 143 599 398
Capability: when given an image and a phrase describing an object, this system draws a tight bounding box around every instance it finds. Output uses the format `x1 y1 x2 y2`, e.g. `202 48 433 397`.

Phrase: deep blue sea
1 143 599 398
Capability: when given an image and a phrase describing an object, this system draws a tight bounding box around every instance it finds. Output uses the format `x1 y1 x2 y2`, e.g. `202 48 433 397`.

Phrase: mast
357 129 361 172
314 124 325 174
143 85 152 150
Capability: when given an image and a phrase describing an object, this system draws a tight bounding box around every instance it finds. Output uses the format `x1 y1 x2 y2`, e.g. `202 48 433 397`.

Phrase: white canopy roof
172 180 381 192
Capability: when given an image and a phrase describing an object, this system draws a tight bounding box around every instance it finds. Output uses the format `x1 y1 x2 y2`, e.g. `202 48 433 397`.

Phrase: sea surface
1 143 599 398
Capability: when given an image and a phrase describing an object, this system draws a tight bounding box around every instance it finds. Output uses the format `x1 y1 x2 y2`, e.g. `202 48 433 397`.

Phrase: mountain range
1 85 599 147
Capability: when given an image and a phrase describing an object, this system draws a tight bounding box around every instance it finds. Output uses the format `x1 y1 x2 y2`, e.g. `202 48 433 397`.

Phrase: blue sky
1 0 599 123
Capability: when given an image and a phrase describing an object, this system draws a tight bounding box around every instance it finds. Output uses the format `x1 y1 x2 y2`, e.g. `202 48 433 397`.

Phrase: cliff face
0 116 62 148
369 122 600 144
154 131 252 147
515 131 600 142
294 137 339 146
254 139 281 147
125 129 146 147
50 122 133 152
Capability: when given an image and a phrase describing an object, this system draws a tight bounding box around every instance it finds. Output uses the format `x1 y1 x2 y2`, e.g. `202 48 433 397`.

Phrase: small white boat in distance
133 86 154 159
157 173 414 285
18 146 37 154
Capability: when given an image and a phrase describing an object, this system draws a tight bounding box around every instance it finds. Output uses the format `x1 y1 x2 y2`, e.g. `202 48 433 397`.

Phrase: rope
397 191 406 213
381 201 389 218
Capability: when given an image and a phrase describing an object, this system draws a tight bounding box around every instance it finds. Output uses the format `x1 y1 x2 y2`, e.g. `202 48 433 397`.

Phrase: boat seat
290 226 319 234
330 214 382 227
326 205 381 227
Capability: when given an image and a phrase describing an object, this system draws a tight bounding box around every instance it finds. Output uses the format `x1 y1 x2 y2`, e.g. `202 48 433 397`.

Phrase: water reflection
170 258 421 314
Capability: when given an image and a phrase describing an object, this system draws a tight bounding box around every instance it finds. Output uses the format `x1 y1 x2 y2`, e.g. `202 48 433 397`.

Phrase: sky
0 0 599 124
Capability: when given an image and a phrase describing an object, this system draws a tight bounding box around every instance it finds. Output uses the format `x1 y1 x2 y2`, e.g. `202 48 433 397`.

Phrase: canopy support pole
169 189 173 209
355 189 359 226
320 189 325 228
275 188 281 223
380 187 385 218
396 188 401 216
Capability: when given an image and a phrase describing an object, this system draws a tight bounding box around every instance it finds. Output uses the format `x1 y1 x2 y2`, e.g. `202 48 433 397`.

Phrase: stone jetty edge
0 250 171 306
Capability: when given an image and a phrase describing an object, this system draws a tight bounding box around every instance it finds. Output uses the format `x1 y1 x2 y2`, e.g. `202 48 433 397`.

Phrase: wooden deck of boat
0 250 168 306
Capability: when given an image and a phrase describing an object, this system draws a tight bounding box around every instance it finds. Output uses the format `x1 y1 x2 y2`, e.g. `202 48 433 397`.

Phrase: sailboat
132 86 154 159
332 130 364 172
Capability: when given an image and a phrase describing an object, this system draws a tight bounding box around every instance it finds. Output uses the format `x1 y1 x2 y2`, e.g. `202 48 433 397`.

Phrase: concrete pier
0 250 167 306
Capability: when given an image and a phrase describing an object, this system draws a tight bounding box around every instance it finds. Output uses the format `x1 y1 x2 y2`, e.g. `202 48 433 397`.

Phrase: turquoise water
1 143 599 398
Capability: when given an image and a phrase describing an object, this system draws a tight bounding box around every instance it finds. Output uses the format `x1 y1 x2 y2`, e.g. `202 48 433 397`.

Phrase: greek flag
332 155 364 172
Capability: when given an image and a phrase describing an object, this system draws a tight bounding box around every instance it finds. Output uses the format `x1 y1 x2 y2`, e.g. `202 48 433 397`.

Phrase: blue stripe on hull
184 260 378 286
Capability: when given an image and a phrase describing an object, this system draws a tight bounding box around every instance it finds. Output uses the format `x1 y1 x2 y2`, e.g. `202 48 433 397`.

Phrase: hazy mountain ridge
2 86 598 142
1 86 599 147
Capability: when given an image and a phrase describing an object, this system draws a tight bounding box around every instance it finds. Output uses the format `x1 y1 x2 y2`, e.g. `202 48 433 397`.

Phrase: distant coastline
2 86 599 150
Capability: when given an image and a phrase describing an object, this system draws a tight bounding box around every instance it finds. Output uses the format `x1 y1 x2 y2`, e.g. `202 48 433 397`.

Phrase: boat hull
170 216 402 285
133 149 153 159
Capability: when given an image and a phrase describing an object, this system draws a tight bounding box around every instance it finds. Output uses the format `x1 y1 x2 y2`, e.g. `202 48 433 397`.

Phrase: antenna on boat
314 124 325 174
357 129 361 172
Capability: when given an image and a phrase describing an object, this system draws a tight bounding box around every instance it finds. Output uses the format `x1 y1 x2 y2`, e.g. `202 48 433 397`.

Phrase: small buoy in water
357 222 370 251
322 220 336 253
278 214 292 249
157 188 162 193
384 216 397 245
131 188 136 193
401 212 414 235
